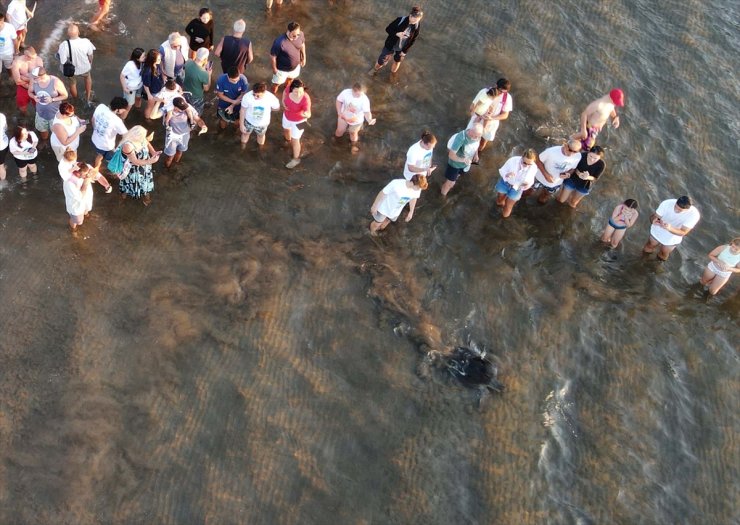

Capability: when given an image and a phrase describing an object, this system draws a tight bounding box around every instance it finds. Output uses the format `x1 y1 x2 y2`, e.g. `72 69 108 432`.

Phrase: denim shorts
123 87 142 106
563 177 589 195
94 145 114 161
494 178 523 201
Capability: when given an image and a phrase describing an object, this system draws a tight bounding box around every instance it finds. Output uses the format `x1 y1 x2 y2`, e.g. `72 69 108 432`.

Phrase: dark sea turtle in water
444 346 504 407
414 345 504 406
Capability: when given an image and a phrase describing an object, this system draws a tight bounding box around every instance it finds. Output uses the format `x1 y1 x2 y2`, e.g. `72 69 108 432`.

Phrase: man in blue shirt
215 66 248 130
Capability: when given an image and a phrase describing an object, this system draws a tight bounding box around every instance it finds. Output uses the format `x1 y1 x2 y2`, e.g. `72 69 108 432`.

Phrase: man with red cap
572 88 624 149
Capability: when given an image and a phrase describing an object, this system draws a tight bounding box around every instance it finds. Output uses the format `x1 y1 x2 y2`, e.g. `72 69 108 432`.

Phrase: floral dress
119 142 154 198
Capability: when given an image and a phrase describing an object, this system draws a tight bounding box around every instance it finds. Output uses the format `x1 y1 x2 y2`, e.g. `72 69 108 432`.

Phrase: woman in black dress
185 8 214 59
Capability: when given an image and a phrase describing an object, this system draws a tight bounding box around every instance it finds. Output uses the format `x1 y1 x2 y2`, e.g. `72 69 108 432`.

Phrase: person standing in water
185 8 214 60
403 130 437 180
6 0 34 54
239 81 281 149
494 149 538 218
557 145 606 208
163 97 207 169
700 238 740 296
369 174 428 234
468 78 512 155
530 139 582 205
601 199 639 248
56 24 96 104
334 83 376 154
643 196 700 261
214 19 253 76
441 123 483 196
282 78 311 169
369 6 423 76
270 22 306 94
572 88 624 150
90 0 112 32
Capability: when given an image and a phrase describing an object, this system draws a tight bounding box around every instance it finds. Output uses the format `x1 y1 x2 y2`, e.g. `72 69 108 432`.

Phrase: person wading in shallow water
369 174 428 234
163 97 207 169
468 78 512 155
441 123 482 197
282 78 311 169
572 88 624 150
700 238 740 296
90 0 112 32
643 195 700 261
334 83 376 154
368 6 423 76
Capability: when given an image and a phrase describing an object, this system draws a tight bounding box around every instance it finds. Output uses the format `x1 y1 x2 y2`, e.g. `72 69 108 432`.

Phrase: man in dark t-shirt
270 21 306 94
214 19 253 75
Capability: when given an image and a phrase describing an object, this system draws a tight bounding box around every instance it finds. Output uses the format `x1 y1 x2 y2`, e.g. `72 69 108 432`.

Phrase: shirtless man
572 88 624 150
11 46 43 115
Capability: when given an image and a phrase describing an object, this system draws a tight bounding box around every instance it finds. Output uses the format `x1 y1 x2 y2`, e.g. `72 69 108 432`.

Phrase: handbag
62 40 75 77
107 145 131 179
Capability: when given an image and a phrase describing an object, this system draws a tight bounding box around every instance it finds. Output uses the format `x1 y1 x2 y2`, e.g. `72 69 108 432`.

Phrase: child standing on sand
601 199 639 248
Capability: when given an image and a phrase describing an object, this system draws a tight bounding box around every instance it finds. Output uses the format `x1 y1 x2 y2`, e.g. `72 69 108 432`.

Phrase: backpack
62 40 75 77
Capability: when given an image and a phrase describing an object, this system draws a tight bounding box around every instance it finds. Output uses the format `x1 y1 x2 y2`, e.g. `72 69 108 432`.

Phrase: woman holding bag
117 126 160 206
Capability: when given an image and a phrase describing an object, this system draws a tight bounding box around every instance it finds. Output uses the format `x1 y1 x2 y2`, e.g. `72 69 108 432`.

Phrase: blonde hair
119 125 148 149
522 148 537 161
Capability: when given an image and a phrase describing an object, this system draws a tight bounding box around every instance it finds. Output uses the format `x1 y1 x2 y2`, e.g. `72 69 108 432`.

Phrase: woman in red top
282 79 311 169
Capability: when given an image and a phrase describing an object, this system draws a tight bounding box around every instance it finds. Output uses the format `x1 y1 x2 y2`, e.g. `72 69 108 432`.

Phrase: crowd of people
0 1 736 295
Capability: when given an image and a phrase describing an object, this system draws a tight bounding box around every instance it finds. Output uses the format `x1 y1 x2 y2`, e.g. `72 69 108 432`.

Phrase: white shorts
467 114 501 142
272 65 301 86
708 261 732 279
282 114 306 140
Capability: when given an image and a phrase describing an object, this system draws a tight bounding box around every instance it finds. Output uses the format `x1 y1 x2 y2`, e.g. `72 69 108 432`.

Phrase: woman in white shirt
9 124 38 179
50 101 87 162
494 149 537 218
119 48 145 118
334 83 376 153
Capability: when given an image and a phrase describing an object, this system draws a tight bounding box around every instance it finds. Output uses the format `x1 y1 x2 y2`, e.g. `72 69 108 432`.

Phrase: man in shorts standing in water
270 22 305 94
11 46 43 116
643 195 700 261
572 88 624 150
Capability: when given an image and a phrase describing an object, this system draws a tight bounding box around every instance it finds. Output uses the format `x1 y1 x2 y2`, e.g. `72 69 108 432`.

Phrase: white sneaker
286 158 301 169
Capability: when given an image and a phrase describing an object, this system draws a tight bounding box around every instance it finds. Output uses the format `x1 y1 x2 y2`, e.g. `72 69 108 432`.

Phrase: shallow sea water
0 0 738 524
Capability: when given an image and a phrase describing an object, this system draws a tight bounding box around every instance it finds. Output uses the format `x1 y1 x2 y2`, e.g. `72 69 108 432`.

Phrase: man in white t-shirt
468 78 512 154
334 83 376 153
57 24 96 103
643 196 700 261
6 0 33 54
91 97 128 170
403 131 437 180
531 139 582 204
239 82 280 148
369 175 428 234
0 14 18 73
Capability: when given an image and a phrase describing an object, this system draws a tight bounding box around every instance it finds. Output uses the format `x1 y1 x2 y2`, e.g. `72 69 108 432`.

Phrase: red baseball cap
610 88 625 107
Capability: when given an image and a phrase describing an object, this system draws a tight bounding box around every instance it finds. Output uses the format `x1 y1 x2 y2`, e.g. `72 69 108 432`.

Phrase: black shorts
0 146 8 164
13 156 35 168
445 163 466 182
377 47 405 66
